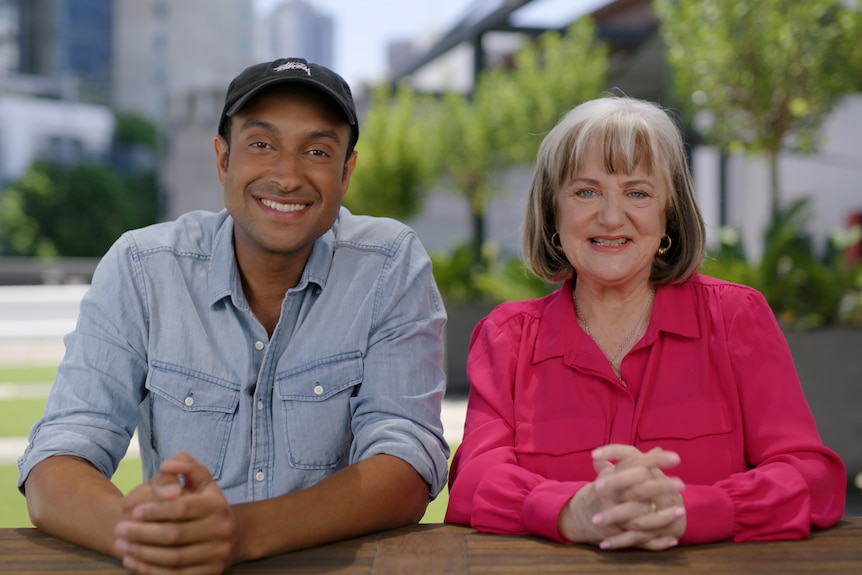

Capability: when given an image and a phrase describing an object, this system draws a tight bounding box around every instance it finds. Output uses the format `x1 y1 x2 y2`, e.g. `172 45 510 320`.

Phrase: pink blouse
445 274 846 545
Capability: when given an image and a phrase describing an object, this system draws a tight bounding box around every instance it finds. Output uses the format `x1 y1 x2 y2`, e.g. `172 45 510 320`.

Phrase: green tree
0 162 159 257
344 82 438 219
655 0 862 219
113 113 159 151
0 111 162 257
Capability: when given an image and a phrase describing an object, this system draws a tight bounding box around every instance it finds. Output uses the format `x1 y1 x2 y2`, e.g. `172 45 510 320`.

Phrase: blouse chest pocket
514 418 608 481
145 362 241 480
637 400 732 441
275 352 363 470
637 398 736 483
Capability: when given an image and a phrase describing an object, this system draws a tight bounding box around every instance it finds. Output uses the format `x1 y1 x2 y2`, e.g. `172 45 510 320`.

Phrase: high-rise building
113 0 255 123
259 0 333 68
0 0 18 73
112 0 256 219
18 0 113 104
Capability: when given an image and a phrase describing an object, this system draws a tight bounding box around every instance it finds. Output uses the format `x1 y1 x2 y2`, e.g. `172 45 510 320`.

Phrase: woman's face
555 144 668 289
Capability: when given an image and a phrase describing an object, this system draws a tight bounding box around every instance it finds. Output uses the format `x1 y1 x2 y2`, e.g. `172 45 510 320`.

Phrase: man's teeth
261 198 306 212
592 238 628 246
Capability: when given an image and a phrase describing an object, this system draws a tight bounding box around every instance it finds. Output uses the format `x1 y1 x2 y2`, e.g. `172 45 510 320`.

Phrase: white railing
0 284 88 338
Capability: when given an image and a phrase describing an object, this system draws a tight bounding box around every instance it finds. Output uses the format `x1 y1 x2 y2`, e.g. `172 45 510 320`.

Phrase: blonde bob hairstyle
522 96 706 285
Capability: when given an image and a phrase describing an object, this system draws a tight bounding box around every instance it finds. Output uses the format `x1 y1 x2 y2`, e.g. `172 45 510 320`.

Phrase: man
18 57 449 574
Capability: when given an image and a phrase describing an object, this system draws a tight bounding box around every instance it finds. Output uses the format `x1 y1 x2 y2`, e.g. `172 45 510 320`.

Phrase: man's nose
269 154 303 190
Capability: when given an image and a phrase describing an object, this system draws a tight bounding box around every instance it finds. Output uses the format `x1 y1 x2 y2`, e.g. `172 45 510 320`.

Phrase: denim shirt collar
206 210 337 310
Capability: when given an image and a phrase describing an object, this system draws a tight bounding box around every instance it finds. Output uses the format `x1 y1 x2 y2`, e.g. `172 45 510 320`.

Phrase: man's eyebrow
237 120 341 144
306 129 342 143
237 118 278 134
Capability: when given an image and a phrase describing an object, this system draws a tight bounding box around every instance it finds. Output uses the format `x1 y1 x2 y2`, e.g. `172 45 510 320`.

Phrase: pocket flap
515 418 607 456
275 352 363 401
638 400 731 440
147 361 240 413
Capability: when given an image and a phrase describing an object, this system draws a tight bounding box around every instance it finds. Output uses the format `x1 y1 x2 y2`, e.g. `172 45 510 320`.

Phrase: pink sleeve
444 316 586 542
680 289 846 544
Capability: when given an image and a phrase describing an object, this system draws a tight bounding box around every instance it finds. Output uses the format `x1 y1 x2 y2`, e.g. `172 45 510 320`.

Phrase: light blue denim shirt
19 207 450 502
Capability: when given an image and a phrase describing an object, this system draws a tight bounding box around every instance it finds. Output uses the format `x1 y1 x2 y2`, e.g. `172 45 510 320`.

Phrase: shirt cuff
679 484 735 544
523 480 588 543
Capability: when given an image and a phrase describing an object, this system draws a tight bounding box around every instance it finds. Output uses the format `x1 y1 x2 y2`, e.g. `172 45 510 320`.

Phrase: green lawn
0 399 47 436
0 365 454 527
0 365 57 382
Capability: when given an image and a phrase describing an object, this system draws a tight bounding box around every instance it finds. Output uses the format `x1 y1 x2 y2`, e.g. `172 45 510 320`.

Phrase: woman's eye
576 188 597 198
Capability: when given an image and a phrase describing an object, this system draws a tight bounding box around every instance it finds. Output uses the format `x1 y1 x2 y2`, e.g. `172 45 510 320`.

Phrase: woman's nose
597 193 625 227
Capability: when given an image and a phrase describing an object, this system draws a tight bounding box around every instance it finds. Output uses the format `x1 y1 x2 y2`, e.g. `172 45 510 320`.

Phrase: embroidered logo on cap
274 61 311 75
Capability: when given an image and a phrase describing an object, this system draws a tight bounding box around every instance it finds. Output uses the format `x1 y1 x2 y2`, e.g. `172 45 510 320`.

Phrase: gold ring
650 500 657 513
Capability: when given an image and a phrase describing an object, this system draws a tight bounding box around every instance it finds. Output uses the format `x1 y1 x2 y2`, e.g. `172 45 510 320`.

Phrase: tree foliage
343 82 439 219
113 113 159 151
655 0 862 217
0 112 161 257
0 161 159 257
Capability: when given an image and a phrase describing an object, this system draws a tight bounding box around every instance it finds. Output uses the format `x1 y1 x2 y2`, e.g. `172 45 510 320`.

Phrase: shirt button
313 384 324 396
255 471 265 482
184 396 194 407
254 341 265 351
257 401 263 410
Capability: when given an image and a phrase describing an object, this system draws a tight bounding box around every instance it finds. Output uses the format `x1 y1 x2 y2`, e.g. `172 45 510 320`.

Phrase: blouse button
254 341 265 351
184 396 194 407
257 401 263 411
313 384 324 396
255 471 265 482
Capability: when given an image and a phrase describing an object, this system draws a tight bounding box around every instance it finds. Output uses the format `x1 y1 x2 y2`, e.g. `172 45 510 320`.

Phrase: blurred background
0 0 860 521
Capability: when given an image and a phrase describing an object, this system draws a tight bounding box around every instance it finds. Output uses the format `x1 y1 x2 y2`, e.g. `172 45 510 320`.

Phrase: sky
253 0 609 89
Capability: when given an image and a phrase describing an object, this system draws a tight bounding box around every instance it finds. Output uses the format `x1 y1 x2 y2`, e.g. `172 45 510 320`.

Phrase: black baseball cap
218 57 359 149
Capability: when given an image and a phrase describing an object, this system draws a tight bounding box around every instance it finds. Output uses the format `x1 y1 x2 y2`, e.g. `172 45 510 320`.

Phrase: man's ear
214 134 230 184
340 150 358 199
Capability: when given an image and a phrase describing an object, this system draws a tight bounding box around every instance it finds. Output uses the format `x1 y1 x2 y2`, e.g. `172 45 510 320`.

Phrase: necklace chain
572 287 656 375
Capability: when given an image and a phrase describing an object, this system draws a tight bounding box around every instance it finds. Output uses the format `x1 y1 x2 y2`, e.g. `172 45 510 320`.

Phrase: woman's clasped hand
559 445 686 550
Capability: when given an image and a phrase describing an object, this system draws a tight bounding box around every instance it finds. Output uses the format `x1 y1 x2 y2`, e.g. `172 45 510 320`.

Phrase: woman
444 96 846 551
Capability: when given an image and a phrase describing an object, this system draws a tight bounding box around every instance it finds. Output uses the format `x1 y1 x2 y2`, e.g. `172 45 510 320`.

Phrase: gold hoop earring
551 232 563 253
658 234 672 256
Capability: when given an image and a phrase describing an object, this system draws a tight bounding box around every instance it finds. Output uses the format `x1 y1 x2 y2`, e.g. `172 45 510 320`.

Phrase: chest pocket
637 400 731 441
637 399 736 483
145 362 241 480
275 352 363 470
515 418 608 480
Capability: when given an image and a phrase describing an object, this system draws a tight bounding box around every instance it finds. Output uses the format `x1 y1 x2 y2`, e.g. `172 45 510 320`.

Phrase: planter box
443 300 862 476
783 327 862 477
443 299 497 396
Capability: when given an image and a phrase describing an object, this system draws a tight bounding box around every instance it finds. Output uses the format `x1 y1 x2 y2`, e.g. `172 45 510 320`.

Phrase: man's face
215 85 356 269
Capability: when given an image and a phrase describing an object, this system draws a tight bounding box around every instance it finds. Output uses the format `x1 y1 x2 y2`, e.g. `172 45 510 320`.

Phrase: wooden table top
2 518 861 574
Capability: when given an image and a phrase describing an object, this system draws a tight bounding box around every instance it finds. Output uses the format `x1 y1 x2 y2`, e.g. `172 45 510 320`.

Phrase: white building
0 94 114 185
